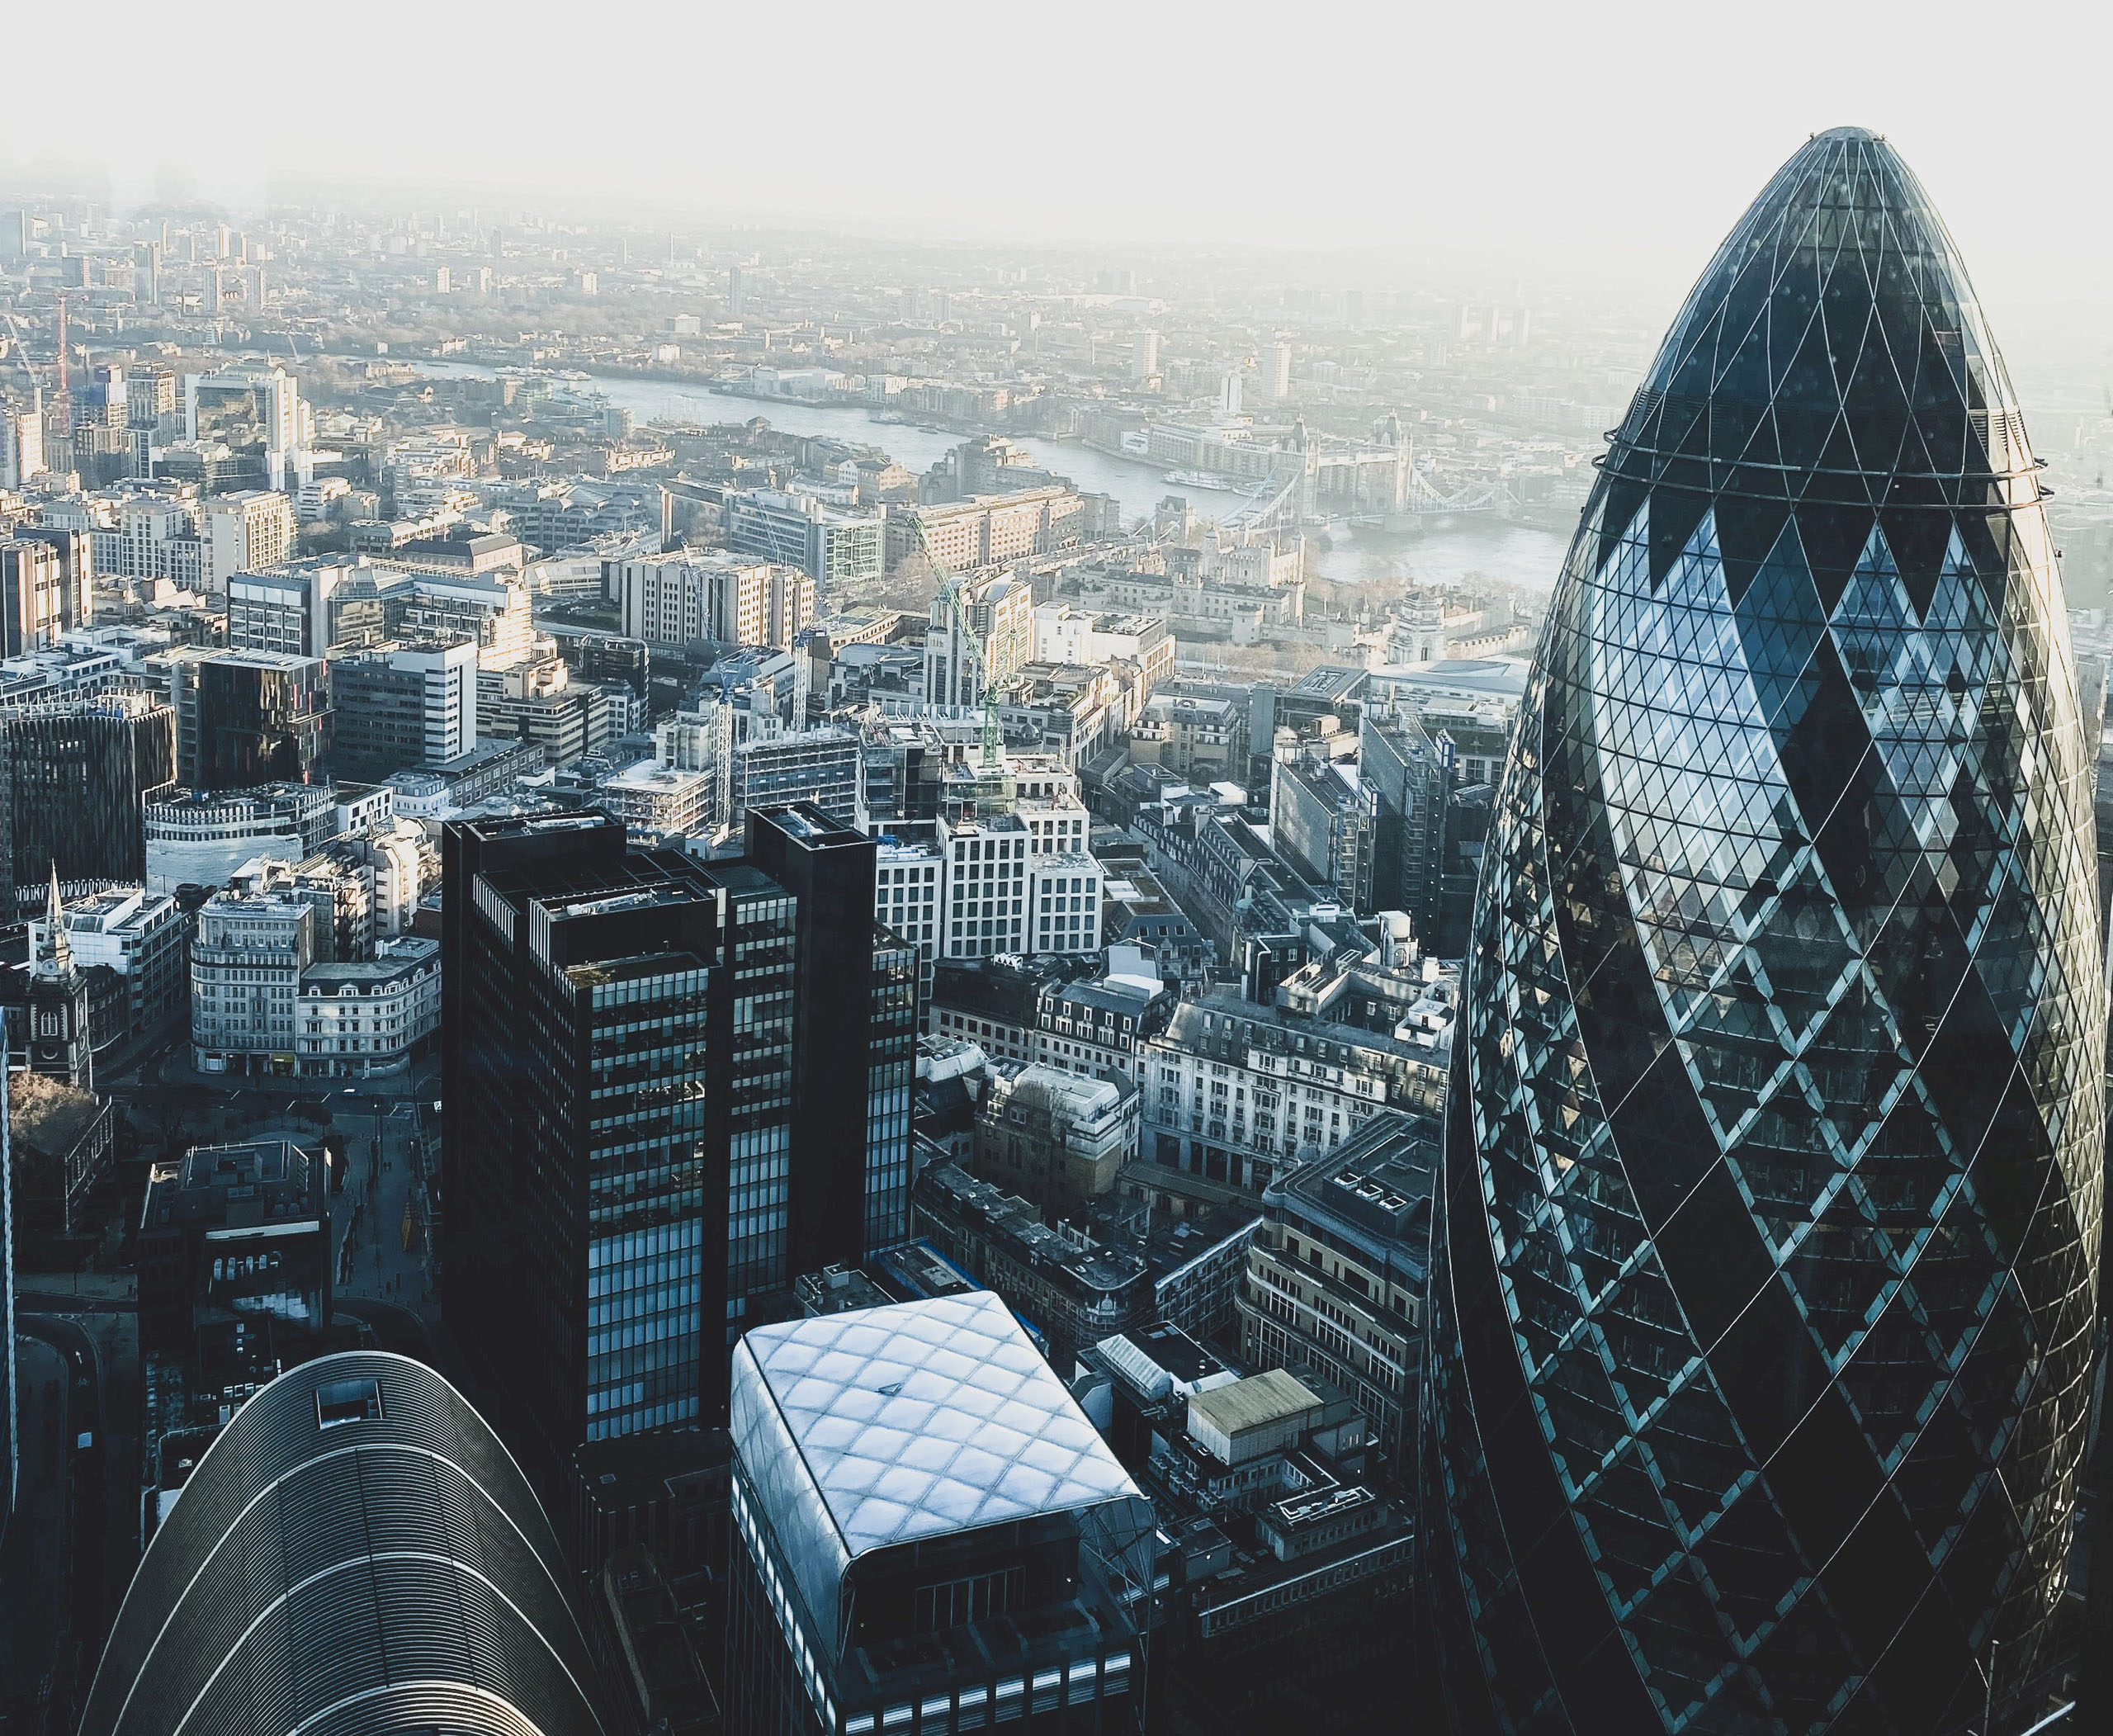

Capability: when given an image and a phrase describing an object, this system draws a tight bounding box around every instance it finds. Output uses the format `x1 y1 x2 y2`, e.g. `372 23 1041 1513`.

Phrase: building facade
1422 130 2107 1736
723 488 882 591
188 878 314 1075
0 693 177 918
176 649 330 790
442 811 914 1487
328 638 477 779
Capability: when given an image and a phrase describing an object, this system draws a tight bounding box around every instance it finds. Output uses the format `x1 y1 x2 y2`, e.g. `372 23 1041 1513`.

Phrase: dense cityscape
0 92 2105 1736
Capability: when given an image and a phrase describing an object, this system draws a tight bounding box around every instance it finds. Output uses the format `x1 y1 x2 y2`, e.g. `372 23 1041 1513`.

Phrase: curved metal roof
79 1350 609 1736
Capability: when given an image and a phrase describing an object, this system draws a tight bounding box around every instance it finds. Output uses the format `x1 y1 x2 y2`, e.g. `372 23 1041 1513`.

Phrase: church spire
34 863 70 977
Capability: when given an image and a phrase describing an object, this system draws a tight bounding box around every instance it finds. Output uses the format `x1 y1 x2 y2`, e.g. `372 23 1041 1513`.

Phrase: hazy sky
6 0 2110 297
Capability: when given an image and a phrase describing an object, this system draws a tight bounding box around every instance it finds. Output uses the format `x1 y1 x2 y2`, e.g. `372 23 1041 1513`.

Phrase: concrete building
295 934 441 1079
200 491 294 592
35 884 187 1049
1136 991 1451 1204
598 759 716 839
1237 1110 1434 1476
613 550 815 650
972 1063 1139 1223
476 654 612 767
329 639 477 780
188 878 315 1075
134 1139 329 1353
722 488 882 591
143 783 336 893
913 1161 1258 1367
0 533 89 655
225 557 357 658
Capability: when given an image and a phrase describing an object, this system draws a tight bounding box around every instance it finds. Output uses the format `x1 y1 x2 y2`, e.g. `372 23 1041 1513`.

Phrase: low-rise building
144 783 337 894
1237 1111 1433 1477
912 1159 1258 1369
1136 989 1451 1204
135 1138 329 1354
38 883 188 1049
971 1063 1138 1223
295 935 441 1079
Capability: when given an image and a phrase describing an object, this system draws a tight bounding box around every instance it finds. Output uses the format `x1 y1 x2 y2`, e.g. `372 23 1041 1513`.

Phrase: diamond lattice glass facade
1420 128 2105 1734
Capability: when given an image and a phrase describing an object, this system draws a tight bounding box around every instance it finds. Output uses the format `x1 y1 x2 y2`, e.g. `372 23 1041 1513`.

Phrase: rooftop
1187 1369 1323 1442
730 1291 1147 1654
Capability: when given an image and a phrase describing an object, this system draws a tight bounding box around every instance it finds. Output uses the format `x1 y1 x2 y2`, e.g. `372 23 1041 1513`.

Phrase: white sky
5 0 2111 300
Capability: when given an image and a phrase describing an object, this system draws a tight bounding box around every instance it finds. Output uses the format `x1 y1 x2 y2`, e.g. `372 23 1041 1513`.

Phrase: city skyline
1 26 2108 1728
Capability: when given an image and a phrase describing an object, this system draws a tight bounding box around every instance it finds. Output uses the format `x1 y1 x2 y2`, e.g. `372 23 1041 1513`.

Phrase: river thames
413 362 1576 593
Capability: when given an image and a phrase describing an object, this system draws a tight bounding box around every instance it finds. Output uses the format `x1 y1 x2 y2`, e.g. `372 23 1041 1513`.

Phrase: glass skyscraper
442 808 916 1488
1421 129 2104 1734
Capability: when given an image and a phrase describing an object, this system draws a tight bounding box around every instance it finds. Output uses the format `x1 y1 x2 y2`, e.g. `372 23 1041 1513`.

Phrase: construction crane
910 515 1005 770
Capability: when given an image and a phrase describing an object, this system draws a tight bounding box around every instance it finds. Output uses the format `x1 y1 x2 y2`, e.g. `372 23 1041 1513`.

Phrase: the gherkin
1420 128 2104 1734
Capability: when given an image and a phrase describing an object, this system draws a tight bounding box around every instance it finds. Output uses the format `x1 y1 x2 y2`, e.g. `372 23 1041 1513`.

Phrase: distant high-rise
0 693 177 917
1422 129 2105 1734
0 528 89 654
76 1352 613 1736
442 811 916 1486
176 650 329 790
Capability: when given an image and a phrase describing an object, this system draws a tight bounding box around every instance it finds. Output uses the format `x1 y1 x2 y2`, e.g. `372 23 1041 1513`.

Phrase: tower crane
910 515 1005 771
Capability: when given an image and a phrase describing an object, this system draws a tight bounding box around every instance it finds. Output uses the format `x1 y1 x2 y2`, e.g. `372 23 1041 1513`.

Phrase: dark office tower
1421 129 2104 1736
745 803 915 1266
0 1070 14 1557
0 693 177 917
77 1351 614 1736
1357 703 1451 941
185 650 329 789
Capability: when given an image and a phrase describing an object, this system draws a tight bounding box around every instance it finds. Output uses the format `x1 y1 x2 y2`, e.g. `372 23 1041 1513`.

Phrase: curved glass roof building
78 1351 611 1736
1421 129 2104 1734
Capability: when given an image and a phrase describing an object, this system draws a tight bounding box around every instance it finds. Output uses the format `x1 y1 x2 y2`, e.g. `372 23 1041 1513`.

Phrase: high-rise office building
176 650 330 789
725 1291 1156 1736
1421 130 2105 1734
745 804 915 1265
442 811 914 1487
0 693 178 917
184 362 305 492
329 639 478 780
76 1351 614 1736
0 1069 14 1559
